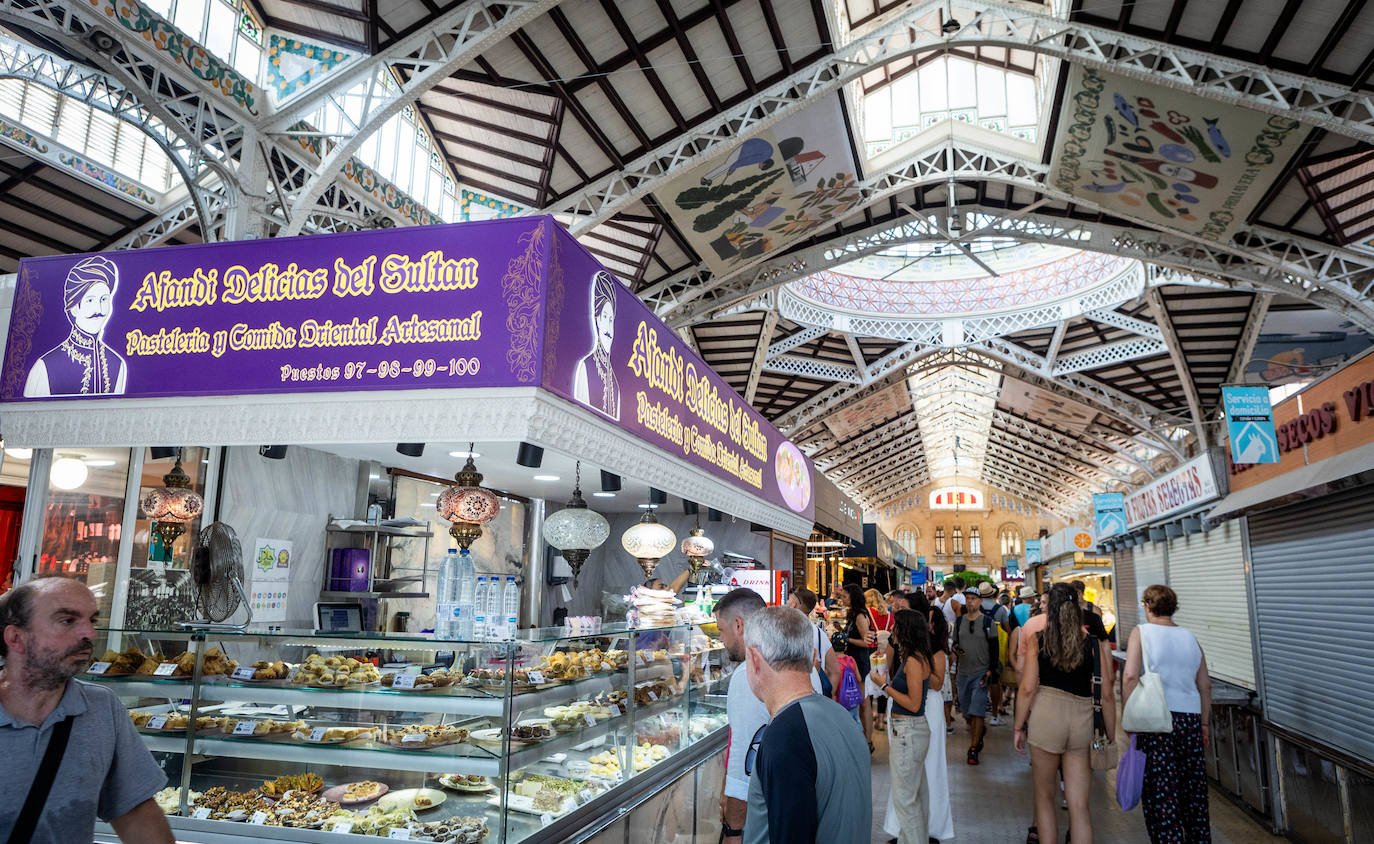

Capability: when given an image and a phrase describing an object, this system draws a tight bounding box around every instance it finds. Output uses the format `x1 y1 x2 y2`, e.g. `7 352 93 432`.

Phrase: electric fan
180 522 253 630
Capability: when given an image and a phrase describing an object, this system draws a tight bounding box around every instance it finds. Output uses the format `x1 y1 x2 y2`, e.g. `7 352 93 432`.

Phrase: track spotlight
649 487 667 505
396 443 425 458
149 447 178 460
259 445 288 460
516 442 544 468
708 507 723 522
600 471 622 492
682 500 699 515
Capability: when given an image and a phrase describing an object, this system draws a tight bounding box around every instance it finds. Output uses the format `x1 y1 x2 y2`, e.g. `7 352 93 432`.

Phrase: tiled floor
870 717 1289 843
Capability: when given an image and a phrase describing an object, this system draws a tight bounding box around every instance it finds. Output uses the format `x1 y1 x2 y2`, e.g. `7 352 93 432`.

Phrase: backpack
835 654 863 710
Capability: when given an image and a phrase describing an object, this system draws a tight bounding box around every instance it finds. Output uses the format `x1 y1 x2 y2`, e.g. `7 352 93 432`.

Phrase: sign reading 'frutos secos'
1 220 542 400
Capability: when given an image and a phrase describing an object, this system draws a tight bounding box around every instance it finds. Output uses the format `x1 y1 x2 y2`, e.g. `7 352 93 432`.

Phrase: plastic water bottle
502 575 519 639
473 576 489 640
485 575 504 638
434 550 458 638
454 549 476 640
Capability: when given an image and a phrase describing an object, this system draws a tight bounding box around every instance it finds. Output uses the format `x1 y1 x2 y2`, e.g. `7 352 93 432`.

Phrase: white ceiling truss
647 142 1374 332
272 0 564 236
546 0 1374 232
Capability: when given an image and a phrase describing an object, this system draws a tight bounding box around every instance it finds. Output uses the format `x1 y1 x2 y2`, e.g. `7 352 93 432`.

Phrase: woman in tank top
876 609 933 844
1013 583 1115 844
1123 584 1212 844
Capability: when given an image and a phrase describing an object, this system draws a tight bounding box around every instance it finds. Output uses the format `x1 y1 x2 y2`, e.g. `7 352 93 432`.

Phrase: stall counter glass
85 623 729 843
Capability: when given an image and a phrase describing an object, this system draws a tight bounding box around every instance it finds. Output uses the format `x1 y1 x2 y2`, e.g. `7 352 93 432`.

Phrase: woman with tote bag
1122 584 1213 844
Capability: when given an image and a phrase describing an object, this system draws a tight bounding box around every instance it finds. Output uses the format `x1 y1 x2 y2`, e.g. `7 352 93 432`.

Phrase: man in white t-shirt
788 586 840 695
716 588 821 844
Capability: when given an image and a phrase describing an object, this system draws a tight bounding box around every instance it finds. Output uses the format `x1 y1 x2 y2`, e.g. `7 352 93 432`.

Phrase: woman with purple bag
1122 585 1213 843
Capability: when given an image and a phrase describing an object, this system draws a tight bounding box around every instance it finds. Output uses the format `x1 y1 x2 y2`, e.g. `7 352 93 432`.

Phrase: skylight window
142 0 264 82
0 77 176 193
311 75 462 223
862 56 1040 157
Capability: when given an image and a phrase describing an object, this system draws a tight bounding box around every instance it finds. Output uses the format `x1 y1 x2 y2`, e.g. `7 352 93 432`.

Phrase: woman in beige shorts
1012 583 1116 844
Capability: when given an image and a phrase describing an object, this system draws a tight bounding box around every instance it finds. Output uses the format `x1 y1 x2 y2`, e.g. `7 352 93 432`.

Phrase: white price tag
330 821 353 834
526 669 546 684
647 691 658 701
402 732 426 743
192 807 211 820
635 652 646 665
249 811 268 825
308 727 327 742
578 788 593 804
147 715 168 730
392 673 416 689
233 720 258 735
539 812 555 826
154 662 178 676
87 661 111 675
388 829 412 840
232 666 256 680
583 713 597 727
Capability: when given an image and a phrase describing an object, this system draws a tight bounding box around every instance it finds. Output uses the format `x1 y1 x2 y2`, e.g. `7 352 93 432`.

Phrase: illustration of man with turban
572 270 620 421
23 255 128 397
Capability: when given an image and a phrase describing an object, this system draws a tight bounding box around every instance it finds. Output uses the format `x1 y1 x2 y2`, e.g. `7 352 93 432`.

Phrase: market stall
0 217 818 844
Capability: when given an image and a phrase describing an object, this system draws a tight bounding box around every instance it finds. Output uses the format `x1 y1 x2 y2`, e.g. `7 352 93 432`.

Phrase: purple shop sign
542 227 814 520
1 217 547 399
1 217 814 518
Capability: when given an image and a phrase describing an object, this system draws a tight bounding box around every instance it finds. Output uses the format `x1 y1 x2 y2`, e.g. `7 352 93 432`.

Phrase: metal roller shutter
1133 540 1167 613
1112 547 1138 644
1166 519 1254 689
1249 485 1374 764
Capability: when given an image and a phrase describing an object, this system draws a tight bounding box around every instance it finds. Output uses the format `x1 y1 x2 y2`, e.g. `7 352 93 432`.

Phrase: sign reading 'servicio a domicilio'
0 217 815 519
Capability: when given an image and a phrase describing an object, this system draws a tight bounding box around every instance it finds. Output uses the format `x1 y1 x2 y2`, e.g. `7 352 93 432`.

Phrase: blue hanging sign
1093 493 1127 539
1223 385 1280 464
1024 540 1042 566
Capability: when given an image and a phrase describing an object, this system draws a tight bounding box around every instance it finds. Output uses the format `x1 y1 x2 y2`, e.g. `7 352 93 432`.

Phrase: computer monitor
314 602 363 634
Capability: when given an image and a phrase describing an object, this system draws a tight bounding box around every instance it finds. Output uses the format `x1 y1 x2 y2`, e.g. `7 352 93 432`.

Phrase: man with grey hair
716 588 824 843
742 606 871 844
0 575 174 843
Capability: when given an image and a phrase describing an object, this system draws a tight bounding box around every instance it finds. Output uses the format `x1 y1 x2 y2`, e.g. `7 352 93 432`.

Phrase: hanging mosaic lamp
680 524 715 580
621 509 677 579
437 444 501 549
140 455 204 552
542 462 610 587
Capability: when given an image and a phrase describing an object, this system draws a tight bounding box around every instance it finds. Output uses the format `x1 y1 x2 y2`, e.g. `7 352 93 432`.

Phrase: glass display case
86 623 729 843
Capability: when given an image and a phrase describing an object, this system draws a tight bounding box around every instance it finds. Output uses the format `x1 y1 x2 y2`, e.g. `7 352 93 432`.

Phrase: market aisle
869 720 1288 843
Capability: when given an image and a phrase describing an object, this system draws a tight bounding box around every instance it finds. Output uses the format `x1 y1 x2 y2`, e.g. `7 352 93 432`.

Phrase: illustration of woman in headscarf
24 255 127 397
572 270 620 421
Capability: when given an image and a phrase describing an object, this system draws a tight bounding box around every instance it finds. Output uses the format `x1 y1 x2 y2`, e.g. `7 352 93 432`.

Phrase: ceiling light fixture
50 455 88 490
4 448 32 460
621 510 676 579
542 462 610 586
600 471 622 492
533 474 561 482
140 451 204 554
592 491 616 498
396 443 425 458
436 443 501 549
449 450 481 459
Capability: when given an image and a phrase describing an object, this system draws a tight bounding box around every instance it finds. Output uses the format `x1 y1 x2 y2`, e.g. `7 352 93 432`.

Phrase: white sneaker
989 715 1002 726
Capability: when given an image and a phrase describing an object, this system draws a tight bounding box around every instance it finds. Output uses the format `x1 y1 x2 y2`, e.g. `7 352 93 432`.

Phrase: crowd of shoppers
718 577 1214 844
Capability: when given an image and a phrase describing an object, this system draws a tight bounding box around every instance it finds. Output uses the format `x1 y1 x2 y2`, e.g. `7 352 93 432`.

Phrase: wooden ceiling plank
545 7 653 148
261 15 367 51
510 31 628 168
653 0 723 110
596 0 688 130
710 0 758 91
273 0 369 23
